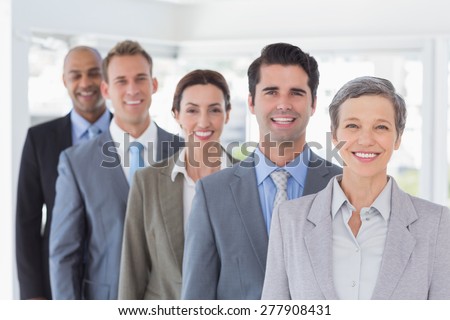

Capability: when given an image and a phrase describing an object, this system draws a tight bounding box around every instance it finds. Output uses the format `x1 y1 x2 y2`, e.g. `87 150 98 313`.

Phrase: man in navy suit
16 46 112 299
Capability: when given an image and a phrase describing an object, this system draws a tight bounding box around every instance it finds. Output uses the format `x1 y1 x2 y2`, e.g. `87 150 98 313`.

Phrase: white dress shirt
171 147 232 231
331 176 392 299
109 119 157 182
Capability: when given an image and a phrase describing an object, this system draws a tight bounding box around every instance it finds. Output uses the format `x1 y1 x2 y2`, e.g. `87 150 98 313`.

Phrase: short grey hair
329 76 407 139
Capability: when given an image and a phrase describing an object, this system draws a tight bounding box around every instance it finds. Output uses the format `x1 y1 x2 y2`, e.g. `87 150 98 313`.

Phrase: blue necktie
128 142 145 184
87 125 101 140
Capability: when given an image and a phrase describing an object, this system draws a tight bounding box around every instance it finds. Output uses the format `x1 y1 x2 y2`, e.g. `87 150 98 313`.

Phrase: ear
331 127 339 147
310 97 317 116
152 78 158 93
394 134 402 150
225 109 231 124
100 81 110 99
173 109 181 125
248 94 255 115
62 74 67 88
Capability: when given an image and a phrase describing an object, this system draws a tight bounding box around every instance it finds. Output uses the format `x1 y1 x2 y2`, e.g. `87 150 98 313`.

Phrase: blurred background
1 0 450 298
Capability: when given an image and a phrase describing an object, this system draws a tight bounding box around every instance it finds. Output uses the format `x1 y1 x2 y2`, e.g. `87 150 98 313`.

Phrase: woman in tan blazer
262 76 450 300
118 70 237 299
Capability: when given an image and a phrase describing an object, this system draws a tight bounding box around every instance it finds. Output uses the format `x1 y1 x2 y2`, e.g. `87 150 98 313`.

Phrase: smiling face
63 48 105 119
174 84 229 146
101 54 157 134
333 95 401 181
248 64 316 151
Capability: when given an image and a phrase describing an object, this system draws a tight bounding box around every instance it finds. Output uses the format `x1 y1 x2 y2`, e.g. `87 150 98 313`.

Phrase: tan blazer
262 176 450 300
119 151 237 299
118 154 184 299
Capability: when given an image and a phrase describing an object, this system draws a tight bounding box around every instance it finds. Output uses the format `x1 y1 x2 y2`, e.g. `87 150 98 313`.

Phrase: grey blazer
262 176 450 300
181 148 342 300
49 125 183 300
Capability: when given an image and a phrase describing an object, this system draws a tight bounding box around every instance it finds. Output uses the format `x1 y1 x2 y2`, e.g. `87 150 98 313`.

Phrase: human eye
210 107 223 113
291 90 305 96
345 123 358 129
69 73 81 81
186 108 198 114
376 124 389 130
89 70 102 78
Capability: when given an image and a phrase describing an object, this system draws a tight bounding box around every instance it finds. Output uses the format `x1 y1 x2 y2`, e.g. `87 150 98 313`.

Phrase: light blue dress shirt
254 146 310 234
70 109 111 145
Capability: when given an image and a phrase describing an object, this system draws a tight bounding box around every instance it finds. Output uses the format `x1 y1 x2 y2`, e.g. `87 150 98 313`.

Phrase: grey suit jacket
181 148 342 300
262 176 450 300
50 125 183 300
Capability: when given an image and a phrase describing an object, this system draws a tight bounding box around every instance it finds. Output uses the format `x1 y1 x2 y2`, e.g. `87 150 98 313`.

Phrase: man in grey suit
181 43 342 300
50 40 183 299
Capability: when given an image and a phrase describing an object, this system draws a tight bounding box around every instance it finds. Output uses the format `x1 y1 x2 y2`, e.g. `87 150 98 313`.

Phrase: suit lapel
303 150 332 196
56 113 72 152
304 181 339 299
97 131 129 202
230 157 268 272
371 180 417 299
158 157 184 271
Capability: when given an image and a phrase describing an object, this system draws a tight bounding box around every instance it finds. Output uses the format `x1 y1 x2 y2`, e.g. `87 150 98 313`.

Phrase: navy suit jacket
16 114 73 299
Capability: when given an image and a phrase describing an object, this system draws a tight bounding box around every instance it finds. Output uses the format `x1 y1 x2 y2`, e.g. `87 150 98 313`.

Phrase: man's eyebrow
262 86 279 92
291 88 307 94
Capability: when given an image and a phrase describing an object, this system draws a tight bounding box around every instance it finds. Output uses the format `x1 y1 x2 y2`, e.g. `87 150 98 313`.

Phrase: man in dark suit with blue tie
16 46 112 299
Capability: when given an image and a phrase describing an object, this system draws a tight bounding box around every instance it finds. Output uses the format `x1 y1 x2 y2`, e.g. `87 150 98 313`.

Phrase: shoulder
28 115 69 135
408 194 449 220
308 150 342 173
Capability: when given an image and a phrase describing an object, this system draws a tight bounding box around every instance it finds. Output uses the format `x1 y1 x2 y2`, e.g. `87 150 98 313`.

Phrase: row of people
16 40 450 300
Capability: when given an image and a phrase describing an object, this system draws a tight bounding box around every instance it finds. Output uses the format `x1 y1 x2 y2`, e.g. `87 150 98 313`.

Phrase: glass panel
311 52 422 196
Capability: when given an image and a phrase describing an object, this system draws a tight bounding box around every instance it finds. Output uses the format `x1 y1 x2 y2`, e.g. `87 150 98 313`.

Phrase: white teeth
194 131 212 137
79 91 94 96
355 152 377 158
272 117 294 123
125 100 141 105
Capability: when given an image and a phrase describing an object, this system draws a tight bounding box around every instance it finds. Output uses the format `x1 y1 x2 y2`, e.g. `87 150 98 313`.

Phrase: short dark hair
172 69 231 114
329 76 407 139
247 42 319 104
102 40 153 83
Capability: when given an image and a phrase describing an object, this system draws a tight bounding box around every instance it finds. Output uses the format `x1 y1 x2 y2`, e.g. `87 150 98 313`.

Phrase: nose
79 74 93 88
126 81 139 96
358 128 375 146
276 95 292 111
197 110 211 128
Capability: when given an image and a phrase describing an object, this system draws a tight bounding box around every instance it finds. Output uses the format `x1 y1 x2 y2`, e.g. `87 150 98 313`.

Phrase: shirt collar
171 147 231 183
109 117 156 150
70 108 111 140
331 175 392 221
254 145 310 186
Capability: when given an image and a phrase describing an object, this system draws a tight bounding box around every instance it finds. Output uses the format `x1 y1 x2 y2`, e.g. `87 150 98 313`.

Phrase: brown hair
102 40 153 83
172 69 231 114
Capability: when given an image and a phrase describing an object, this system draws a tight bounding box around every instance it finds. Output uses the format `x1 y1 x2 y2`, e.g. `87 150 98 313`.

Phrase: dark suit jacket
50 125 183 300
16 114 73 299
181 148 342 300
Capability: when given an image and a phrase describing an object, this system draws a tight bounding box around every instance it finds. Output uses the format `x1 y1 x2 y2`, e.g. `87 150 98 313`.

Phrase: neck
259 139 305 167
78 104 107 123
115 116 150 139
339 170 388 212
185 139 222 182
